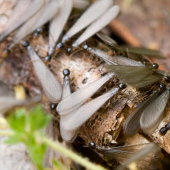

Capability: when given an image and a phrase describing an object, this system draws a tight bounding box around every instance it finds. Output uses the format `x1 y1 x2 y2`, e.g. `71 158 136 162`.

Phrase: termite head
82 44 88 50
22 41 29 48
56 42 64 49
50 103 56 110
44 55 51 63
165 76 170 82
159 126 167 135
63 69 70 77
2 49 10 58
152 63 159 70
89 141 96 149
118 83 126 89
159 83 166 90
66 47 72 55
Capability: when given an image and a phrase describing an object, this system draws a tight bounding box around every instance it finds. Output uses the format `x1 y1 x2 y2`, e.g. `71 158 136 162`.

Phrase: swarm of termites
0 0 170 170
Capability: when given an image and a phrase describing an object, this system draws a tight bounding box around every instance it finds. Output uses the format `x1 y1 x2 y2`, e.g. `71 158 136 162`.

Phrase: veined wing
62 0 113 43
72 5 119 47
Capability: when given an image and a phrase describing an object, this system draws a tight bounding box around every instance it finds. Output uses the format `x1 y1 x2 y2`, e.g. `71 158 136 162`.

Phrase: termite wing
10 0 59 49
73 0 91 10
96 32 165 59
115 143 161 170
62 0 114 43
83 45 144 66
140 89 170 135
105 64 161 88
60 69 78 143
60 87 119 132
27 45 62 103
57 72 114 115
92 143 161 170
48 0 73 55
0 0 47 41
123 91 159 136
72 5 120 47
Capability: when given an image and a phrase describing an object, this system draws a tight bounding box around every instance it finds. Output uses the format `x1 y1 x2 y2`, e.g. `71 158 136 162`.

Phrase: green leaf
5 133 23 144
29 105 51 132
7 108 26 132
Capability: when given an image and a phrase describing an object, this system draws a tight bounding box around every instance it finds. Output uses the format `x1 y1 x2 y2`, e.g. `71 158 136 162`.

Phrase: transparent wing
87 47 144 66
119 46 165 59
72 5 119 47
0 0 47 41
12 0 59 46
105 65 152 86
140 89 170 134
123 92 158 136
116 143 161 170
0 0 32 41
62 0 113 43
27 46 62 103
73 0 90 10
49 0 72 54
57 73 114 115
96 32 118 47
61 88 119 131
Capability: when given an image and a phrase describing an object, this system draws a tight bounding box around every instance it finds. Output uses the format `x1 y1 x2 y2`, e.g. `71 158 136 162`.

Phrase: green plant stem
43 137 107 170
0 130 14 136
0 130 107 170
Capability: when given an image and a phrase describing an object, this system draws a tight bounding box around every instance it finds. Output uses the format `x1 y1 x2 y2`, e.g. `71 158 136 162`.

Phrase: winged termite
105 64 161 88
61 87 120 131
72 5 120 47
57 72 114 115
48 0 72 55
61 0 114 43
9 0 59 49
83 45 144 66
26 44 62 103
116 143 161 170
0 0 47 42
140 89 170 135
60 69 78 142
123 91 159 136
73 0 90 10
90 142 161 170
